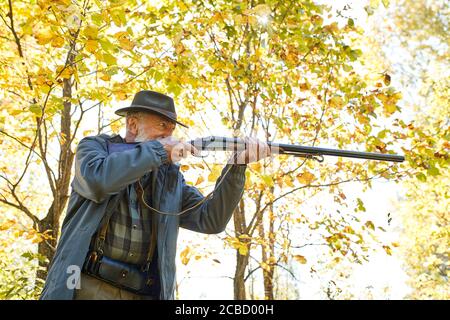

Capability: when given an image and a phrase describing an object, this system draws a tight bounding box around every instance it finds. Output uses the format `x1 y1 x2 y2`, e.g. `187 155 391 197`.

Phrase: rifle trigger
192 150 209 158
313 154 324 163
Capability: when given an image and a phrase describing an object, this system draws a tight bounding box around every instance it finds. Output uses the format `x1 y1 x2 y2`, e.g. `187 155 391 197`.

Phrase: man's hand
158 136 200 163
229 137 272 165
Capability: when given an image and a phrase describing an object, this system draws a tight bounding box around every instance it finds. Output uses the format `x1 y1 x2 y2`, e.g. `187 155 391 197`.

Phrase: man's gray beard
134 127 150 142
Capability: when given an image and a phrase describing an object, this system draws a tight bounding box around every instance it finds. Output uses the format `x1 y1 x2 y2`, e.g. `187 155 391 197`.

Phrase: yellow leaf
61 68 73 79
114 31 129 39
324 22 339 34
207 165 221 182
103 53 117 66
86 40 99 53
211 12 223 23
296 171 316 184
99 72 111 81
343 226 355 234
180 164 189 171
329 96 345 108
114 89 128 100
194 163 205 169
284 175 294 187
32 236 43 244
114 31 135 51
35 27 54 45
238 244 248 256
250 161 262 172
180 246 191 265
195 175 204 186
83 25 99 39
247 15 258 26
94 51 103 61
51 36 65 48
233 14 243 25
253 4 271 16
261 174 274 187
294 255 307 264
384 102 397 115
110 120 122 133
260 262 271 272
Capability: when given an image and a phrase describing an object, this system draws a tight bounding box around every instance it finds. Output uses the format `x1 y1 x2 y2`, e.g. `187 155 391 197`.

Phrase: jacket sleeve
71 136 168 203
179 164 246 234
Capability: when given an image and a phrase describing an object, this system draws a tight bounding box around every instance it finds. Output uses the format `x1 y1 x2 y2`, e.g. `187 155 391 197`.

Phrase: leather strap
95 189 125 256
135 173 158 272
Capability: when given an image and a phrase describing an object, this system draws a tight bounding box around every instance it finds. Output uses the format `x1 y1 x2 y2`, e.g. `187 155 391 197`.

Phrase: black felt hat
115 90 188 128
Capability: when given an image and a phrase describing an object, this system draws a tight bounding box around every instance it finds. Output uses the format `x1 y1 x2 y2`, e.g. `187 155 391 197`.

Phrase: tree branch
0 186 39 226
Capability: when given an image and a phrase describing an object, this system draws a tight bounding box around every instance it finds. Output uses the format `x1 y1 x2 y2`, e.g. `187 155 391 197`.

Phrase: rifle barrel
275 142 405 162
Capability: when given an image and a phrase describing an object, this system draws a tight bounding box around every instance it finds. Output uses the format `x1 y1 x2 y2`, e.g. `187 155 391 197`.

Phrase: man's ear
126 117 138 135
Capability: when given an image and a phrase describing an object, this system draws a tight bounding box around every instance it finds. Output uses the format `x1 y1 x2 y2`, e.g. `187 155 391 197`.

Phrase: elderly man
40 90 270 300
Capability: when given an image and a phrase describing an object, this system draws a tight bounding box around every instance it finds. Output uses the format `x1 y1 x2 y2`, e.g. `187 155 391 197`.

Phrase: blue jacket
40 134 246 299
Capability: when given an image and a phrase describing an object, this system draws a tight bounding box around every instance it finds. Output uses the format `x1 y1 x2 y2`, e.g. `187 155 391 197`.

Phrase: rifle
189 136 405 163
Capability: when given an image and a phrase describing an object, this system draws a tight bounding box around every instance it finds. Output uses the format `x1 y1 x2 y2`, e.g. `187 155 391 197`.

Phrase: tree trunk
36 216 58 281
258 186 275 300
234 249 250 299
233 199 250 299
258 221 275 299
35 65 75 282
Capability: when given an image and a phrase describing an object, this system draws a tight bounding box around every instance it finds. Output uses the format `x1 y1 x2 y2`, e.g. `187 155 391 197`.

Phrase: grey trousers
74 273 155 300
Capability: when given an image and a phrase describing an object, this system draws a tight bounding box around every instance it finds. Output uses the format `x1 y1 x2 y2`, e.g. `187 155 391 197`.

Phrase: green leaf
103 53 117 66
99 39 116 52
365 221 375 230
348 49 362 61
356 198 366 212
427 166 440 176
415 172 427 182
274 117 283 129
343 64 352 72
153 70 163 82
377 129 387 139
364 6 375 16
124 68 136 76
261 174 274 187
21 252 34 261
29 104 42 116
91 13 103 25
347 18 354 27
284 84 292 97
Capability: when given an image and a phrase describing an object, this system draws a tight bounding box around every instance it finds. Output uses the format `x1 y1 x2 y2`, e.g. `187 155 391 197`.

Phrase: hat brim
115 105 189 128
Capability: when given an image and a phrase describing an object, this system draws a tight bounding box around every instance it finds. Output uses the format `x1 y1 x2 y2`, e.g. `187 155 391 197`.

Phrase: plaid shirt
102 173 154 266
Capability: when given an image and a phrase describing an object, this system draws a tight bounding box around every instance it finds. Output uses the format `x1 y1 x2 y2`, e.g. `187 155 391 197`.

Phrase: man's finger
184 142 200 156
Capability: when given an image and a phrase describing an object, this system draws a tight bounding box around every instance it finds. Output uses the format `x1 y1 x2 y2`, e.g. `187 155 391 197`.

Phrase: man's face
127 112 176 142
